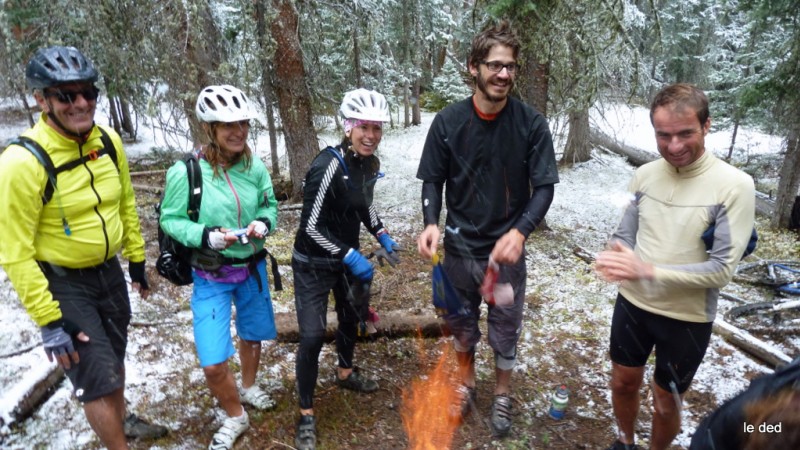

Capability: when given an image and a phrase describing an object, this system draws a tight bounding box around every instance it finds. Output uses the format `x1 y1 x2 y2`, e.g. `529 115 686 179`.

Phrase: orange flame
401 342 460 450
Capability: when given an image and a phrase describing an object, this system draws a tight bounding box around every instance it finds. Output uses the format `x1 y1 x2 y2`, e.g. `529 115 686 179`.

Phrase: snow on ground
0 99 787 449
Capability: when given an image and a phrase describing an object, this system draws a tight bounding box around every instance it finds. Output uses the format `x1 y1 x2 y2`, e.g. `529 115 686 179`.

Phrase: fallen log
129 169 167 177
713 317 792 368
274 310 447 343
0 364 64 428
588 127 657 167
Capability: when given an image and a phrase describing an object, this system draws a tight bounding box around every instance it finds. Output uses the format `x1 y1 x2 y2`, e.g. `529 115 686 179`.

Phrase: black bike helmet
25 46 98 90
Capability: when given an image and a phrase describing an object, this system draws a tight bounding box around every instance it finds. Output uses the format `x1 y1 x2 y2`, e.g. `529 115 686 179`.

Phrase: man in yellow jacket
0 46 164 449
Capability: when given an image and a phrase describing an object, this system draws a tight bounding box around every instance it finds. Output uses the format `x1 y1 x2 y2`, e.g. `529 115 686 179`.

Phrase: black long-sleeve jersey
293 145 387 261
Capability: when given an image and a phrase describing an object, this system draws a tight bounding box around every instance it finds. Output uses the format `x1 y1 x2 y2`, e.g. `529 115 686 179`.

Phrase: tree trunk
109 96 122 134
352 7 362 88
270 0 318 200
120 99 135 139
254 0 281 177
560 109 591 165
727 115 740 162
521 58 550 118
411 79 421 125
771 129 800 229
404 81 411 127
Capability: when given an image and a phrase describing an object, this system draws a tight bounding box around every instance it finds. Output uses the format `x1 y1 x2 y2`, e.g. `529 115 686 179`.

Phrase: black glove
370 247 401 268
40 319 83 361
129 260 149 290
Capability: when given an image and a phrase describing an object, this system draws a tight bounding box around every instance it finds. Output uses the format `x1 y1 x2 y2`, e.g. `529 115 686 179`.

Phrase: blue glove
377 233 399 253
343 249 374 281
40 319 82 362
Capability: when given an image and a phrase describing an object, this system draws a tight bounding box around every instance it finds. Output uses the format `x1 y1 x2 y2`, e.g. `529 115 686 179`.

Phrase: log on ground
274 310 448 342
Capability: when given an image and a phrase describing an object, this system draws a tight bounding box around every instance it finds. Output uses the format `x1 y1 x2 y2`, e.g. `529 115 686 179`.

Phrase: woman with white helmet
291 88 400 450
159 85 279 450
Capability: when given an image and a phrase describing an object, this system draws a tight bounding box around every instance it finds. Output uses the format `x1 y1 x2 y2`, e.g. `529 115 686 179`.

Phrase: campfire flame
401 341 460 450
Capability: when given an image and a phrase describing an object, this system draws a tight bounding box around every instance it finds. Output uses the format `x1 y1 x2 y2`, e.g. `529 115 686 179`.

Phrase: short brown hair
649 83 709 126
467 20 520 71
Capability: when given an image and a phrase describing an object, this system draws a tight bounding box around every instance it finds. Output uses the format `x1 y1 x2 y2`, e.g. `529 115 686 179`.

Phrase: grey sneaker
490 394 513 437
449 384 476 424
123 413 168 440
239 385 276 410
335 368 378 393
295 415 317 450
208 411 249 450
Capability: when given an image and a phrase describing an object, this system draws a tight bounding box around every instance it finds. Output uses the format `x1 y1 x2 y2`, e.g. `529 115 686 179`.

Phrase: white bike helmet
340 88 390 122
195 85 258 123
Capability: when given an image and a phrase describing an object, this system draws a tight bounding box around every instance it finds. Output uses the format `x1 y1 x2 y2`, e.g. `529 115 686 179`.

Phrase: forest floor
120 167 797 450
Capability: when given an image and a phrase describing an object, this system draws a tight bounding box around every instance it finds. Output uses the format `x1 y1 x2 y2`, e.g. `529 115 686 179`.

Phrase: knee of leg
494 352 516 371
203 362 228 382
298 335 324 357
610 375 642 394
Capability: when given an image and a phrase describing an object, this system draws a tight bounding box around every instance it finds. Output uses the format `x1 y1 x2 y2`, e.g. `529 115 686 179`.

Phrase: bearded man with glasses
0 46 166 449
416 20 559 438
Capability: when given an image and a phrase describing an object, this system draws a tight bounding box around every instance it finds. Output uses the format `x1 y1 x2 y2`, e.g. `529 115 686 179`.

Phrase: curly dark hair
467 19 520 71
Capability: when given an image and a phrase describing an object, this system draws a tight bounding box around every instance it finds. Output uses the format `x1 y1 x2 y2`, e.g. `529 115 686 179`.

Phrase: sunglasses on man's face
45 86 100 104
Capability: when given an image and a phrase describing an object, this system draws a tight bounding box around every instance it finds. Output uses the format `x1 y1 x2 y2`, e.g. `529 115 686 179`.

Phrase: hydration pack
155 153 202 286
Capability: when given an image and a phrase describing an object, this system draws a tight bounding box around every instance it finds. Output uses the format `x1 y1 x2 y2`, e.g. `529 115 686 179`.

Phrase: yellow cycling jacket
0 113 146 326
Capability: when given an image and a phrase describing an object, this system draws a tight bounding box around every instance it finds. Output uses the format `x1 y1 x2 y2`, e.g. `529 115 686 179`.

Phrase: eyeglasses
482 60 518 74
45 86 100 103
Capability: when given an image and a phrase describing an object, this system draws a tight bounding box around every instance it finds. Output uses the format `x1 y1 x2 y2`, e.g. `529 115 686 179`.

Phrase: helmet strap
43 103 93 142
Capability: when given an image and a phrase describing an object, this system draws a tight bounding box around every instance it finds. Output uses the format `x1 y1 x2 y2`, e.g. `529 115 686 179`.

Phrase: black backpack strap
183 152 202 221
11 129 121 204
98 127 119 173
10 136 58 204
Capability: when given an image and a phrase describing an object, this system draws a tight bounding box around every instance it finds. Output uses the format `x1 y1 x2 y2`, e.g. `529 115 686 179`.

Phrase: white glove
250 220 268 237
208 231 228 250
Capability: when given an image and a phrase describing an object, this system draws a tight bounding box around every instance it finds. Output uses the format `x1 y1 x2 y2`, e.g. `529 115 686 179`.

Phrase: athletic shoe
335 368 379 393
295 415 317 450
606 439 641 450
490 394 513 437
123 413 168 439
208 410 249 450
239 385 276 410
449 384 476 424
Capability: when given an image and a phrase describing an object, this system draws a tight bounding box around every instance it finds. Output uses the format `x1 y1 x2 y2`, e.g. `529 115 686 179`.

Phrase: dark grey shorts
442 254 526 369
40 257 131 402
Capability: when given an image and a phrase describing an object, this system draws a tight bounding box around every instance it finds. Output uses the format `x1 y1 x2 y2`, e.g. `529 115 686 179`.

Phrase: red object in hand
480 259 499 305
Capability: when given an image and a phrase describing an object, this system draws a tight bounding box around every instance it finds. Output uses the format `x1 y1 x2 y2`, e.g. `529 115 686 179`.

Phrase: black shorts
41 257 131 402
609 293 712 393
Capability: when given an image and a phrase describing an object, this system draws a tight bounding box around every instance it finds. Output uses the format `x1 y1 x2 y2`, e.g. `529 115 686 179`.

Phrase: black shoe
490 394 513 437
335 368 379 393
123 413 168 440
449 384 476 424
606 439 640 450
295 415 317 450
